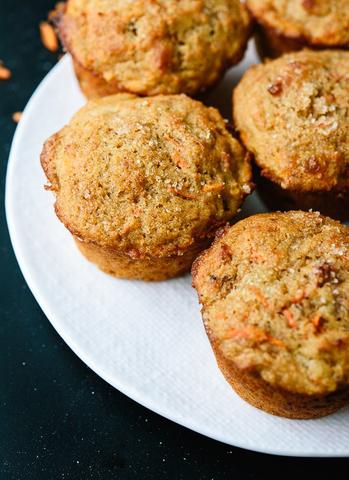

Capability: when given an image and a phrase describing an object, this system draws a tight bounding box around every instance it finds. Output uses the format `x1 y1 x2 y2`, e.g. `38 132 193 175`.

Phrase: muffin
53 0 251 99
192 211 349 418
233 49 349 221
41 94 252 281
246 0 349 59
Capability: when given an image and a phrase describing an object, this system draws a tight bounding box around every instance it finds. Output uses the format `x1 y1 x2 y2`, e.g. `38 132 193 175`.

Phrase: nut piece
0 62 11 80
39 21 58 52
12 112 22 123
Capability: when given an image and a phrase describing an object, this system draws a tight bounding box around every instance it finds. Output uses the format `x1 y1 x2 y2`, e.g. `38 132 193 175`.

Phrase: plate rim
5 54 349 458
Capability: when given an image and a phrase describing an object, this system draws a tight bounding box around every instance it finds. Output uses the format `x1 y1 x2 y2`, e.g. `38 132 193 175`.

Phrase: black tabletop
1 1 348 478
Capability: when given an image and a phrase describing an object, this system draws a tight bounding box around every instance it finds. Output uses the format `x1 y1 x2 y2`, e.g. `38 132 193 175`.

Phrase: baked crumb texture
193 211 349 418
55 0 251 98
233 49 349 220
246 0 349 58
41 93 252 280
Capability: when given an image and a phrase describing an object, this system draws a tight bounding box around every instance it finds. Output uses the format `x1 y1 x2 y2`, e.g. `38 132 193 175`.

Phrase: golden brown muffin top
193 211 349 396
41 94 252 258
233 49 349 192
57 0 250 96
247 0 349 46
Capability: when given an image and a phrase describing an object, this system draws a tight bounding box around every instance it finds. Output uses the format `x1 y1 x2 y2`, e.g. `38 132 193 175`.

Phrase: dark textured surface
0 1 348 478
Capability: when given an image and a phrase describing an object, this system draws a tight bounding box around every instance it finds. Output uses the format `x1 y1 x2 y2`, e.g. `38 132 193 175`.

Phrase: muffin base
212 342 349 419
257 175 349 222
254 25 307 60
75 236 210 281
73 60 123 99
255 25 349 60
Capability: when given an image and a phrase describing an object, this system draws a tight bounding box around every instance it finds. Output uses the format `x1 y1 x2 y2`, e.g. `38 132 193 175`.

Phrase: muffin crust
193 211 349 417
56 0 251 98
41 94 252 279
247 0 349 49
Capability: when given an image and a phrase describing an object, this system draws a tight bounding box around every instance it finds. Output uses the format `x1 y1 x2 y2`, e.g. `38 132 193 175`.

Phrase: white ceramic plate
6 43 349 457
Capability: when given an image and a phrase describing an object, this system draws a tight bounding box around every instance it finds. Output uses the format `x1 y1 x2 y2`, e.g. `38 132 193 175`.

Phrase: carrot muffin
233 49 349 220
246 0 349 59
41 93 252 281
193 211 349 418
52 0 251 99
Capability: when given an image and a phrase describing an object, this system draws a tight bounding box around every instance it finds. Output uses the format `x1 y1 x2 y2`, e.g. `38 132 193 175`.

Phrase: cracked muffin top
246 0 349 47
233 49 349 192
193 211 349 396
57 0 251 96
41 93 252 259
